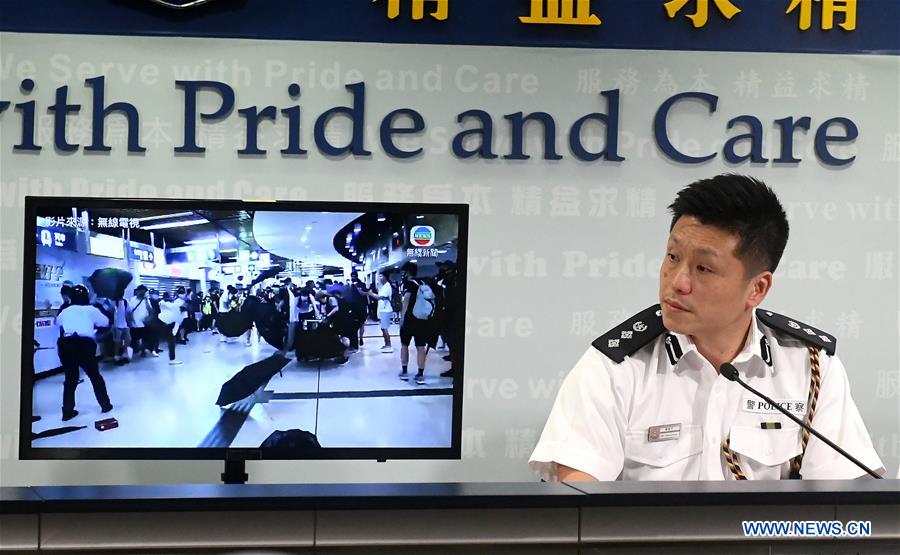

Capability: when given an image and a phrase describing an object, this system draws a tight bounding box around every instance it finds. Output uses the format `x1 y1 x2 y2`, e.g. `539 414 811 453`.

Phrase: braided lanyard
790 347 822 478
722 436 747 480
722 346 821 480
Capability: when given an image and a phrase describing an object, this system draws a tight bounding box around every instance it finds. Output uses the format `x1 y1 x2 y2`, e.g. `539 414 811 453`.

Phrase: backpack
390 286 403 313
412 280 436 320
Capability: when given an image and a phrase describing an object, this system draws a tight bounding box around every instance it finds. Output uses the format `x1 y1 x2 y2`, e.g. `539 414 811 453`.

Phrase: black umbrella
87 268 133 300
215 354 290 406
259 429 321 450
252 301 288 350
240 295 265 318
248 265 284 289
32 425 87 440
216 310 252 338
344 283 368 313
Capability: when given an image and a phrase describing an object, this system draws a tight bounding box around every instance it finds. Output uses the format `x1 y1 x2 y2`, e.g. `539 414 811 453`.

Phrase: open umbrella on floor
32 425 87 440
87 268 133 300
215 353 290 406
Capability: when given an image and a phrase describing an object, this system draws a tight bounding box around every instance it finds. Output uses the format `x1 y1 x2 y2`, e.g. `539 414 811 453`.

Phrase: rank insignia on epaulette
592 304 666 363
664 333 683 365
756 309 836 355
759 335 772 366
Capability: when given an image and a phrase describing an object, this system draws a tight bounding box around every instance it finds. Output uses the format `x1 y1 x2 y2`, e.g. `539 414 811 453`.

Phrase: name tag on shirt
742 398 806 416
648 423 681 442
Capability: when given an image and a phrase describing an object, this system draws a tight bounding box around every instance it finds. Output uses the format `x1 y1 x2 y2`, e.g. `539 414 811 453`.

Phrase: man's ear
746 271 773 309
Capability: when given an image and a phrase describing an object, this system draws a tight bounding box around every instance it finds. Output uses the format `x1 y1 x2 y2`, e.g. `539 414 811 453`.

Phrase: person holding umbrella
56 285 113 421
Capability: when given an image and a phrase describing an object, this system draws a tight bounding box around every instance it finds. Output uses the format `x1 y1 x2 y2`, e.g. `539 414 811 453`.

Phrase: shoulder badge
756 309 836 356
592 305 665 363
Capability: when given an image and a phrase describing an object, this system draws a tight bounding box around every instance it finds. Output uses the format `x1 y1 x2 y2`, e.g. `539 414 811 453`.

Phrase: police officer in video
55 285 113 421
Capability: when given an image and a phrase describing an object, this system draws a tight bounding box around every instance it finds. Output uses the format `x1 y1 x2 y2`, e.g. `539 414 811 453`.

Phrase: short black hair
70 285 90 306
668 174 789 274
401 262 418 276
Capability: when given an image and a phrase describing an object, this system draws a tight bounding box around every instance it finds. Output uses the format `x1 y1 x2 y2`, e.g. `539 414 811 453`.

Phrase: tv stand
221 459 248 484
221 449 261 484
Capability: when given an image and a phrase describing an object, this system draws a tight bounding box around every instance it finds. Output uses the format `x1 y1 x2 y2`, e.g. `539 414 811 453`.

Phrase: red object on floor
94 418 118 431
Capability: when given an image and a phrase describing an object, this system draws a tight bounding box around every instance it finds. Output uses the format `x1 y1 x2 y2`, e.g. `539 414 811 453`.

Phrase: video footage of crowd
47 260 460 422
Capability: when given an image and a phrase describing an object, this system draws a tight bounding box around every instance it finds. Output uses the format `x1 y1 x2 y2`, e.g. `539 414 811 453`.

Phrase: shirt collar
665 311 770 369
732 310 764 365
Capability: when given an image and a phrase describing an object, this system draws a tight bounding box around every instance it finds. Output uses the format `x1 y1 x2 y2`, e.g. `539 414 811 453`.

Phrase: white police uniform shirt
529 306 884 481
56 305 108 338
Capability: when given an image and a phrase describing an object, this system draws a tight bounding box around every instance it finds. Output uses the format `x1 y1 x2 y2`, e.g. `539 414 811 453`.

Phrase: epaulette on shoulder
592 305 665 363
756 309 836 356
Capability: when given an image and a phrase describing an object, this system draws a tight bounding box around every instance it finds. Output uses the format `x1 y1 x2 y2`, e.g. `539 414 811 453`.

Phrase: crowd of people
49 260 460 421
276 260 460 386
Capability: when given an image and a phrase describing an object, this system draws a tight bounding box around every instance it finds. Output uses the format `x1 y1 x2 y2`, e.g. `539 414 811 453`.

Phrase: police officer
530 174 885 481
55 285 113 421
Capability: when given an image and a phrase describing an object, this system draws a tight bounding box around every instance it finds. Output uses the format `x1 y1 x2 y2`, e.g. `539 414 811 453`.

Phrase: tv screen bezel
20 196 468 461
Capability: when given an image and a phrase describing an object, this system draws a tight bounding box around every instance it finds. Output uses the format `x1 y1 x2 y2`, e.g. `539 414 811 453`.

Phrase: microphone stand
720 364 882 479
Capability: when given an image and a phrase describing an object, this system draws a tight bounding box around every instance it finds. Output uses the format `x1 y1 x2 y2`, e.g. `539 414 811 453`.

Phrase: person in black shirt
436 261 458 378
398 262 439 385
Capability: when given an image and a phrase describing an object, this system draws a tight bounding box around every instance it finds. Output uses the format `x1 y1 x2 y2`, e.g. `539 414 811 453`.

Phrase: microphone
719 363 882 479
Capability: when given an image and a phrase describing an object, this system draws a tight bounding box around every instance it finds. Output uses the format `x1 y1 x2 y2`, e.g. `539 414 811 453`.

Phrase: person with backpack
398 262 438 385
390 278 403 324
128 285 158 358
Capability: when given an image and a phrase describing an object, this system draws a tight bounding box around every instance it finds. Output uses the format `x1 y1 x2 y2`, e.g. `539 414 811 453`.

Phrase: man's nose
670 265 692 294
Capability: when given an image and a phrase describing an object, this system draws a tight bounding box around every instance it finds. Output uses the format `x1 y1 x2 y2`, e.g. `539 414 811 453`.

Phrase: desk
2 481 898 553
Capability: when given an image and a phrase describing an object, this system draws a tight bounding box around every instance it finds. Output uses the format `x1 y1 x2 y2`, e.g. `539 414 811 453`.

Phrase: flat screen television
20 197 467 474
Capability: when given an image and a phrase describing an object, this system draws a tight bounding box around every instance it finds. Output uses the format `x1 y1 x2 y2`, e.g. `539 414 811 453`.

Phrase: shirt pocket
623 425 702 479
729 425 802 479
